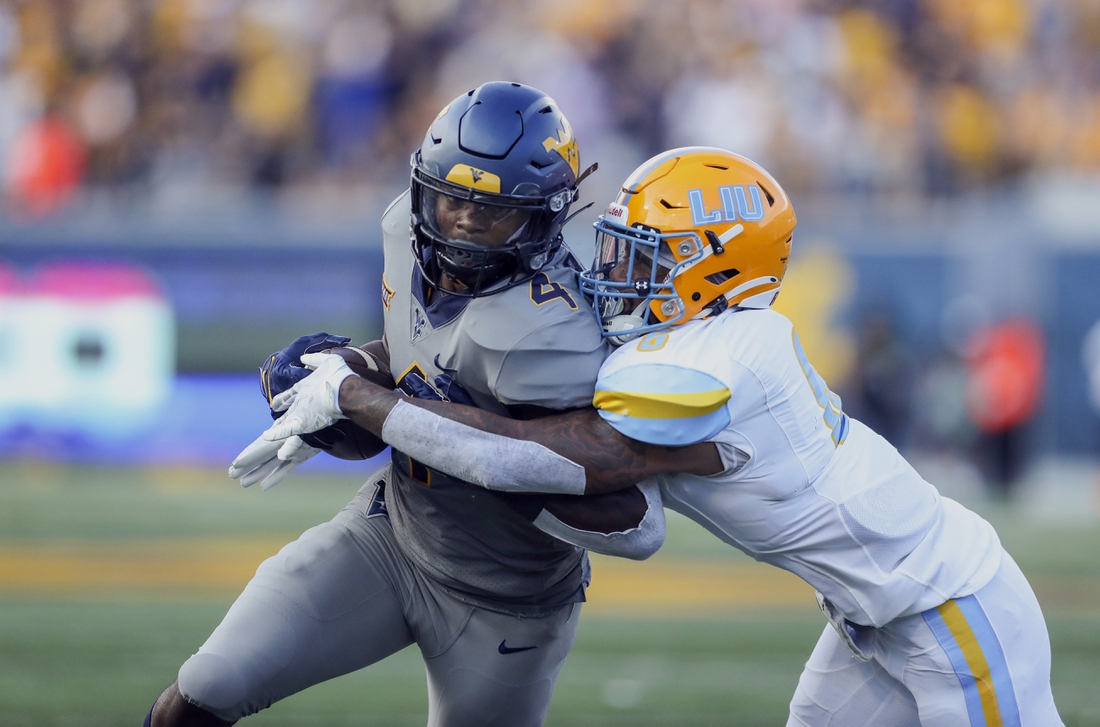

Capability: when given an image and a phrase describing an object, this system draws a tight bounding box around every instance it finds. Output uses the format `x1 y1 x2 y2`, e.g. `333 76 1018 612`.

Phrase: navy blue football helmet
411 82 583 297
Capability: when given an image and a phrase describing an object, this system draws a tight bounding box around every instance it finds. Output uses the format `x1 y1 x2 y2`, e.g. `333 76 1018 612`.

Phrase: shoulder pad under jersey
464 266 608 408
594 362 732 446
464 254 596 350
381 190 411 240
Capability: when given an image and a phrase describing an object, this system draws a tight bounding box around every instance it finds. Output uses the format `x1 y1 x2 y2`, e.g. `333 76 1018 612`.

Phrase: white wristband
380 400 587 495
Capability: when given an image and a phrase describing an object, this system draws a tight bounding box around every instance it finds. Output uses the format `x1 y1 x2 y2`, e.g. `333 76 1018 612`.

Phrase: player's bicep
515 408 723 493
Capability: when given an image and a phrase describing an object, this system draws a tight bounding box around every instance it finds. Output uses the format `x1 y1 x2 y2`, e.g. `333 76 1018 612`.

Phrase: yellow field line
0 539 815 611
584 556 816 613
1 541 1094 616
0 539 287 596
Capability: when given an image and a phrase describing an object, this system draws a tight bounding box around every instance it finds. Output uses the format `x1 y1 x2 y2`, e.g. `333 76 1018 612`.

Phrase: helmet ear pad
409 82 581 297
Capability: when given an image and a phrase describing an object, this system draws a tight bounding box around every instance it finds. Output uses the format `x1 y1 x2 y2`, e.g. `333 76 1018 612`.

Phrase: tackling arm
334 374 722 495
260 352 669 556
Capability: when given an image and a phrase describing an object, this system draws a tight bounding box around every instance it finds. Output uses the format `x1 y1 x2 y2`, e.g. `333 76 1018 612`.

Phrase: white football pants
788 550 1063 727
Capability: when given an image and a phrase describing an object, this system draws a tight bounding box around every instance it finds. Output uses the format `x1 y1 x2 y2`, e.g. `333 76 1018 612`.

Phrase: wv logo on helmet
688 185 766 226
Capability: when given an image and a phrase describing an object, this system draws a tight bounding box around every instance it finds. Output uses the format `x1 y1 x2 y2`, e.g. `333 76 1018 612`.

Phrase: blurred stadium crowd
1 0 1099 501
1 0 1100 218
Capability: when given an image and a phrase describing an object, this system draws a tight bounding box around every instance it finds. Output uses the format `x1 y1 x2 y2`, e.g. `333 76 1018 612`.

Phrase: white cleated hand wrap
380 400 586 495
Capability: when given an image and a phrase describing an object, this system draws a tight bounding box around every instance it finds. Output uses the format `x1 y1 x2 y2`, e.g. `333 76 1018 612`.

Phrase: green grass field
1 461 1099 726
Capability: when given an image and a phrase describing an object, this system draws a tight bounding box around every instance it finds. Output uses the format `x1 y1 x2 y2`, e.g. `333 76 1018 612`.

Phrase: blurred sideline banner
0 259 374 472
0 261 174 437
0 227 386 373
0 373 382 475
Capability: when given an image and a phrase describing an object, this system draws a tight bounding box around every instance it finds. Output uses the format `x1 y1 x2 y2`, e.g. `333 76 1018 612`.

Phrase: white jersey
593 308 1001 627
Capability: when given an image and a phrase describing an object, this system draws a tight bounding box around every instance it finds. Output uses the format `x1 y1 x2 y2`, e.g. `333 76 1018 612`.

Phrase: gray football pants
177 469 582 725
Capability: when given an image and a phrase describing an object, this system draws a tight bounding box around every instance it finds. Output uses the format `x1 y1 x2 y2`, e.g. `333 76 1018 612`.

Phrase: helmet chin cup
605 313 646 346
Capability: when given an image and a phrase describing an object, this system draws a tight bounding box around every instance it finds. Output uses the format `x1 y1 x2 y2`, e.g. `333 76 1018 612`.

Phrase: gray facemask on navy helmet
410 81 584 297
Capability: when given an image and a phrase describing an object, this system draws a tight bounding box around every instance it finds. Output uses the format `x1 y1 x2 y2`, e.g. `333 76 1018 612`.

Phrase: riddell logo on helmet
605 203 628 222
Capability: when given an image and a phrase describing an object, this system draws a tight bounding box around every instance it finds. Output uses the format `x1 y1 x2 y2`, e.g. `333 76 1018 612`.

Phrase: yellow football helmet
579 147 796 342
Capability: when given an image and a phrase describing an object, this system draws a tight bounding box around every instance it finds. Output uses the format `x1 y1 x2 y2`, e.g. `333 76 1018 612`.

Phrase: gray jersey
379 191 609 615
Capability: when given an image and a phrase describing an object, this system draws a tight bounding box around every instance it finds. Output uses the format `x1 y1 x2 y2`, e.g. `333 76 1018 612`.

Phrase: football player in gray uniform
145 82 664 727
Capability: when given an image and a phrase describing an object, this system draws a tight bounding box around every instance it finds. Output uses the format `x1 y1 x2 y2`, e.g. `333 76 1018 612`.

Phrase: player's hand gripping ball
313 340 395 460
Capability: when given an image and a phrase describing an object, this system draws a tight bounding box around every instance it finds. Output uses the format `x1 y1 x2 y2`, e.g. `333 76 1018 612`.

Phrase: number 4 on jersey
793 330 849 446
529 272 577 309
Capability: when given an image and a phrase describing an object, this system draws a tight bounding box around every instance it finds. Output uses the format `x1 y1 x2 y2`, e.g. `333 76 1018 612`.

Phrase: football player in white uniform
145 84 666 727
267 148 1064 726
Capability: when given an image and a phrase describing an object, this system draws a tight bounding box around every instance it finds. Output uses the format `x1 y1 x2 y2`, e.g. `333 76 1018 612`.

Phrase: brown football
315 341 395 460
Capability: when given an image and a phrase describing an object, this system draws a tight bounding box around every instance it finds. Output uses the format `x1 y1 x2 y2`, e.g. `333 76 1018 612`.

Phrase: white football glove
263 352 354 455
229 434 320 490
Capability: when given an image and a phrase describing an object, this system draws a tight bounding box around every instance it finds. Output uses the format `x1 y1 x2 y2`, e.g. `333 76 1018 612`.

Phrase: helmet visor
419 186 535 250
417 185 540 290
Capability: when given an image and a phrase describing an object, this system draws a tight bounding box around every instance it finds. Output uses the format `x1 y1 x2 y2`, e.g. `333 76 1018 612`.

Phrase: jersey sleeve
489 317 608 408
458 258 610 410
380 190 411 257
593 361 732 446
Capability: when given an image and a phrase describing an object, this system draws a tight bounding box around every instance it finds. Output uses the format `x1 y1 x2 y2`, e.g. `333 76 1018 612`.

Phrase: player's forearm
336 375 406 433
404 404 722 492
336 377 668 494
336 376 533 453
541 485 649 532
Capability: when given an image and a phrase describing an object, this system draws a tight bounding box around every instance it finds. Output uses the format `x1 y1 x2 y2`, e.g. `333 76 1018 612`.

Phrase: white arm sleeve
379 399 587 495
532 480 665 561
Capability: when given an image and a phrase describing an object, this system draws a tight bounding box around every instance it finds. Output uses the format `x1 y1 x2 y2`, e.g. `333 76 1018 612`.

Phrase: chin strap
562 202 594 226
559 163 599 226
576 162 598 185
